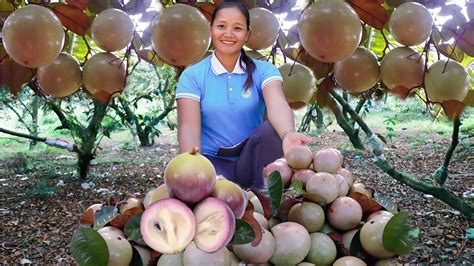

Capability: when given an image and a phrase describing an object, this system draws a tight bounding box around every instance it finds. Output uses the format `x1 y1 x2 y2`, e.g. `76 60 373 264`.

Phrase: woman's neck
215 52 240 72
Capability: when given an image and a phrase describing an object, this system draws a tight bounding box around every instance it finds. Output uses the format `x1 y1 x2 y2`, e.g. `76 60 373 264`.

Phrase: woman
176 0 312 189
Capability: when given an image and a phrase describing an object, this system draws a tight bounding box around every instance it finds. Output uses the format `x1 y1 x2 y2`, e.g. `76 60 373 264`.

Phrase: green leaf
93 205 118 230
289 179 305 195
124 213 146 246
374 193 398 214
71 226 109 266
267 171 284 216
229 219 255 245
383 211 413 254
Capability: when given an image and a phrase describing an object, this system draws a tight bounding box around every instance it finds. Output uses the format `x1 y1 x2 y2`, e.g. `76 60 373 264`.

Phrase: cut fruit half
140 198 195 254
193 197 236 253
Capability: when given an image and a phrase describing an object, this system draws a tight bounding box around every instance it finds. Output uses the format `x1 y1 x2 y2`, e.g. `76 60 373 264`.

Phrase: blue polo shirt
176 53 283 159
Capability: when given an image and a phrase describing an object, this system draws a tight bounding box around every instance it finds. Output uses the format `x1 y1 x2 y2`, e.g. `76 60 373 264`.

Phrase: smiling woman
174 0 312 189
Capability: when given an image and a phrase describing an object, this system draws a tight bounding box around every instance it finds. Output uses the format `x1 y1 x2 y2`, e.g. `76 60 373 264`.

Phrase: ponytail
240 49 256 91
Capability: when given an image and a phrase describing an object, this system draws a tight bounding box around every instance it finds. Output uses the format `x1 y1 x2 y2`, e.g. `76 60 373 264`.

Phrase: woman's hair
211 0 256 91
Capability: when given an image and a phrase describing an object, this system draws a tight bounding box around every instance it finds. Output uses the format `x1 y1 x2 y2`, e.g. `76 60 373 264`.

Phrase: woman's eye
217 25 224 29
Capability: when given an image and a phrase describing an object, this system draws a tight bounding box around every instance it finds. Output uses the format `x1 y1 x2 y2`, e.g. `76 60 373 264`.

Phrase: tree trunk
315 105 325 134
78 152 94 179
29 96 40 149
77 101 108 179
137 126 152 147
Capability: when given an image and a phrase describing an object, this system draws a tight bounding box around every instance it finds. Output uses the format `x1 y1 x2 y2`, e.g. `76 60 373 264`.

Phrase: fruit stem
190 146 200 155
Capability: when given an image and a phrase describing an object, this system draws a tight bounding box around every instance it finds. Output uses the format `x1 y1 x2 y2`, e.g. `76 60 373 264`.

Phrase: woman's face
211 7 250 57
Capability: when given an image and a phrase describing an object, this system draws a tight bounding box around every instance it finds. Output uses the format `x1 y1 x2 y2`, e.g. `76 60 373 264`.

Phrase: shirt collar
211 52 246 75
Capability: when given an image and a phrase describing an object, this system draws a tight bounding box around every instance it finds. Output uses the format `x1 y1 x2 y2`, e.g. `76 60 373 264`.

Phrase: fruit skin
333 256 367 266
285 146 313 170
306 172 339 204
388 2 433 46
36 53 82 98
367 210 394 221
3 5 64 68
313 149 343 174
380 47 424 91
253 212 269 229
270 222 311 265
157 252 184 266
91 8 135 52
193 197 236 253
327 197 363 231
298 0 362 63
247 8 280 50
246 191 264 215
334 47 380 93
305 232 337 265
424 59 469 103
278 63 316 109
334 174 350 197
164 147 216 204
140 198 195 254
263 160 293 187
291 169 315 188
119 197 143 214
342 229 359 251
82 52 126 96
183 241 231 266
97 226 125 237
337 168 354 186
143 184 170 209
360 216 396 258
211 177 247 219
151 4 210 66
98 230 133 266
349 182 373 199
288 202 325 233
233 228 276 264
133 246 152 266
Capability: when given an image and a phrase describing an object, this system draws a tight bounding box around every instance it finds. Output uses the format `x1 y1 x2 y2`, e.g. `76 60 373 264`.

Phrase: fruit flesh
140 198 195 254
193 197 236 253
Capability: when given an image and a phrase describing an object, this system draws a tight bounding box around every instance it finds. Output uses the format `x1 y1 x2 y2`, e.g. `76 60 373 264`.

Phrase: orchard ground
0 99 473 264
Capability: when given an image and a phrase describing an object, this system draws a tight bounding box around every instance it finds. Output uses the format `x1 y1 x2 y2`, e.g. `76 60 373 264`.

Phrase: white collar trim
211 52 246 75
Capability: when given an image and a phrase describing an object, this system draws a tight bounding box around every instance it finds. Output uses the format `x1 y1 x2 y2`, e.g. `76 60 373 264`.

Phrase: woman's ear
246 29 251 43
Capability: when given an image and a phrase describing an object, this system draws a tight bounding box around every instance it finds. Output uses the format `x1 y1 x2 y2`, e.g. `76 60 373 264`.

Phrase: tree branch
330 90 473 219
0 127 45 142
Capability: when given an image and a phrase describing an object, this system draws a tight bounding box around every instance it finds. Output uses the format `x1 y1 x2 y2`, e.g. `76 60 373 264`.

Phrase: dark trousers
205 121 283 189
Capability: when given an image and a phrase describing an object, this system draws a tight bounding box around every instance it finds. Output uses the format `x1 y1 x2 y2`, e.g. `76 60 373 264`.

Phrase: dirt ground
0 128 473 264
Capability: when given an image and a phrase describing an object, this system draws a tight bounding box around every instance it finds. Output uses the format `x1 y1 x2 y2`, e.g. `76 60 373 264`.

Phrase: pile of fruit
72 146 412 265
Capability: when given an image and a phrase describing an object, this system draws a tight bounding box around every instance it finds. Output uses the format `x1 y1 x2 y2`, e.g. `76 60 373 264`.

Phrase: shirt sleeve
260 61 283 90
175 68 201 102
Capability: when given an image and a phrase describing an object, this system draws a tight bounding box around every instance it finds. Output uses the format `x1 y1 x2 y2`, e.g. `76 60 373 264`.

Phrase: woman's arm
177 98 201 153
263 80 312 153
